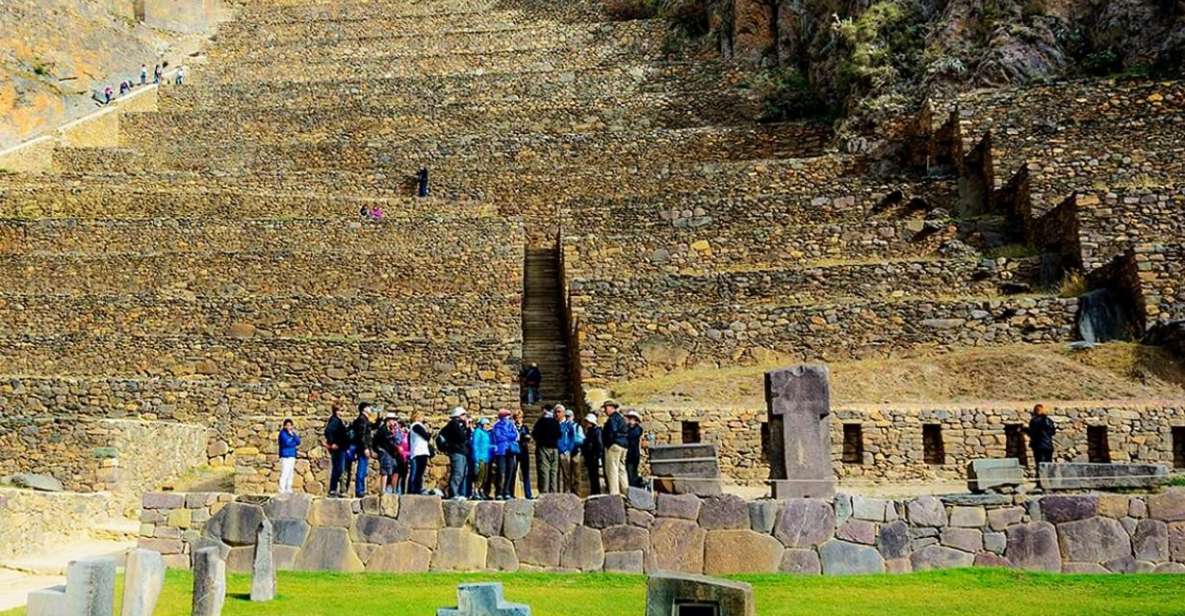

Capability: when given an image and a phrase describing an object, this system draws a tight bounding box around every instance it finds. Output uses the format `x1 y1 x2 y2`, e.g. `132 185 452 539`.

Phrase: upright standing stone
437 582 531 615
26 586 66 616
765 364 835 498
66 556 116 616
192 547 227 616
121 549 165 616
645 572 755 616
250 519 276 602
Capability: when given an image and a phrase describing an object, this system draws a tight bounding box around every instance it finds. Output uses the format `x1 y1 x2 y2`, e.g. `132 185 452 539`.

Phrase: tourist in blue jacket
491 409 519 499
472 418 493 500
277 418 301 494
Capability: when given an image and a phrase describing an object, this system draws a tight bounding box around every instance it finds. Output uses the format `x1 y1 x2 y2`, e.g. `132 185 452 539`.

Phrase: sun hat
625 410 640 419
451 407 467 418
385 412 397 420
498 408 512 417
478 417 490 426
584 413 598 423
601 399 620 409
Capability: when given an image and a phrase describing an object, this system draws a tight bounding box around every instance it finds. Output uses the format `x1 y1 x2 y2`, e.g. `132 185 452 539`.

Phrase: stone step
650 444 719 461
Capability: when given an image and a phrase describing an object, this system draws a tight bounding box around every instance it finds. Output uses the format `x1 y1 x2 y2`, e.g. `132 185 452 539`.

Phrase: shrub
1057 270 1089 298
744 68 835 123
661 0 713 38
604 0 660 21
1082 49 1122 76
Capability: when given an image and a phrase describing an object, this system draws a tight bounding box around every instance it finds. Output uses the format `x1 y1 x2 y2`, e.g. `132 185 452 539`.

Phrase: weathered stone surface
818 539 885 575
1148 489 1185 522
650 518 707 574
604 550 644 573
486 537 520 572
949 506 986 528
646 572 755 616
225 546 256 573
774 498 835 547
360 495 380 515
1133 519 1169 562
907 497 947 527
560 526 605 572
474 501 505 537
748 500 781 533
220 502 266 545
263 494 312 521
626 487 655 511
143 492 185 510
308 498 353 528
1097 495 1131 519
987 507 1024 531
398 495 445 529
515 522 564 568
437 582 531 616
1103 556 1144 573
122 549 164 616
293 527 363 572
191 547 226 616
411 529 439 549
352 514 409 545
431 528 488 571
1063 562 1110 573
1154 562 1185 573
66 556 115 616
1058 516 1132 563
584 495 626 529
911 545 975 571
834 494 852 526
602 524 650 553
766 364 836 499
443 500 475 528
940 528 983 553
877 520 910 560
26 586 66 616
656 493 702 520
1166 521 1185 561
534 493 584 533
250 519 276 602
973 552 1011 568
1006 522 1061 572
1039 462 1168 490
273 519 310 547
984 531 1006 554
851 496 889 522
502 499 534 540
628 508 655 529
779 548 821 574
704 530 783 575
836 519 877 545
699 494 749 530
365 541 431 572
967 458 1023 492
1039 495 1098 524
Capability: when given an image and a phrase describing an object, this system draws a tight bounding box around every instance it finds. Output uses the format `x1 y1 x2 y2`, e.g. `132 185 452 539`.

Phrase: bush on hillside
604 0 660 20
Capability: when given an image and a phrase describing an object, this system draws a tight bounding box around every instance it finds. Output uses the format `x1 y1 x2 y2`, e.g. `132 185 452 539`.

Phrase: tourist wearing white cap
625 410 645 488
580 413 603 495
556 406 583 494
441 407 470 500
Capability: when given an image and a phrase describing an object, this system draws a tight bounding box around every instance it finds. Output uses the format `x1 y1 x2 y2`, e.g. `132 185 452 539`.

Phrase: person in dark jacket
519 362 542 404
441 407 471 499
532 406 562 493
323 404 350 497
1025 404 1057 465
514 410 534 499
277 418 301 494
416 167 430 198
345 403 376 497
600 400 629 495
581 413 603 495
624 410 644 488
373 413 404 495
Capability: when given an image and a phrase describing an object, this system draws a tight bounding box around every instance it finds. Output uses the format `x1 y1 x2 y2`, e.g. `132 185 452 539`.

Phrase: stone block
704 530 783 575
645 573 754 616
26 586 66 616
748 500 781 533
877 520 910 560
603 525 650 553
940 528 983 553
967 458 1023 493
911 545 975 571
437 582 531 616
560 526 605 572
774 498 835 548
293 527 363 572
66 556 116 616
366 542 432 572
851 496 888 522
984 531 1006 554
514 522 564 568
308 498 354 528
656 493 702 520
411 529 439 549
263 493 312 521
584 495 626 529
273 546 298 571
1005 522 1061 572
818 539 885 575
432 529 489 571
651 518 707 574
138 538 183 555
1133 519 1169 562
834 494 853 526
1155 562 1185 573
191 547 225 616
765 364 836 499
1058 516 1132 563
1148 489 1185 522
626 487 656 511
1097 495 1131 519
629 509 655 529
1063 562 1110 574
487 537 520 572
604 550 644 573
122 549 164 616
502 499 534 540
250 519 276 602
949 506 986 528
1039 495 1099 524
352 514 410 545
219 502 266 545
987 507 1024 531
443 500 475 528
380 493 400 517
398 495 446 529
779 548 821 574
143 492 184 509
836 520 876 545
475 501 505 537
974 552 1011 568
273 519 310 547
906 496 947 527
1165 521 1185 561
699 494 749 530
1038 462 1168 491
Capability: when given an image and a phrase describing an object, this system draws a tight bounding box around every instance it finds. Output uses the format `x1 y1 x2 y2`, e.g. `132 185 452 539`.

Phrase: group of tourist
278 400 647 499
93 63 177 107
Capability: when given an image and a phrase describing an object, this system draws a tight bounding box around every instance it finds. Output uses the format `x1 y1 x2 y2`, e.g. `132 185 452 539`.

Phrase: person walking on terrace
1024 404 1057 466
581 413 603 495
140 64 148 86
345 403 376 497
407 412 432 494
277 418 301 495
175 65 186 85
323 404 350 497
492 409 519 499
514 410 534 499
533 406 561 493
601 400 629 495
441 407 471 500
519 362 542 405
558 406 583 493
374 412 404 495
153 64 162 84
416 167 430 198
472 418 493 500
625 410 645 489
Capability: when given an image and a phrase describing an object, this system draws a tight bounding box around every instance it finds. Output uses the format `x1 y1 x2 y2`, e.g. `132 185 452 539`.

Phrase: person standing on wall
323 404 350 498
472 418 493 500
514 410 534 499
346 403 376 498
407 412 432 494
1025 404 1057 466
140 64 148 86
601 400 629 495
492 409 519 500
277 418 301 495
416 167 430 198
374 412 403 495
557 407 583 493
440 407 471 500
519 362 542 405
625 410 645 489
581 413 603 495
532 405 562 493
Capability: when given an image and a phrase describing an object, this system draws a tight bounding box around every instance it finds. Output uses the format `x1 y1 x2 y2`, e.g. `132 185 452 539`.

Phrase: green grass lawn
5 569 1184 616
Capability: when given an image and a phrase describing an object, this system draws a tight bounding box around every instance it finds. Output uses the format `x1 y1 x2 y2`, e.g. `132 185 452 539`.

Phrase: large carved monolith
764 364 836 498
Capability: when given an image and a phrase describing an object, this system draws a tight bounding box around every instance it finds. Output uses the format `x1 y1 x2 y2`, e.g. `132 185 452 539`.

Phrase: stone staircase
522 248 572 413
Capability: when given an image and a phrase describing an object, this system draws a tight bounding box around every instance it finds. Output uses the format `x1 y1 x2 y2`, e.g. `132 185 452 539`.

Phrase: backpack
434 431 448 453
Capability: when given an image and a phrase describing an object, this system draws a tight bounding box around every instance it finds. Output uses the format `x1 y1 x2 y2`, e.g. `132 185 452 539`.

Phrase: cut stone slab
704 530 783 575
219 502 266 545
1133 519 1169 562
437 582 531 616
352 514 410 545
122 549 164 616
967 458 1023 493
443 500 476 529
940 528 983 553
650 518 707 574
748 500 781 534
877 520 911 560
398 495 446 529
851 496 889 522
308 498 354 528
627 487 656 511
836 519 876 545
191 547 226 616
273 519 310 547
949 506 986 528
366 542 431 573
431 529 488 572
502 499 534 540
774 498 835 548
699 494 749 530
584 495 626 529
263 494 312 521
906 497 947 527
487 537 520 572
1148 489 1185 522
250 519 276 602
514 523 564 568
973 552 1011 568
474 501 505 537
656 493 702 520
987 507 1025 531
560 526 605 572
26 585 66 616
911 545 975 571
66 556 116 616
604 550 644 573
1038 462 1168 491
818 539 885 575
1058 516 1132 563
765 364 836 499
645 573 755 616
779 548 821 575
602 525 650 553
293 527 363 572
534 493 584 533
1005 522 1061 572
1039 495 1098 524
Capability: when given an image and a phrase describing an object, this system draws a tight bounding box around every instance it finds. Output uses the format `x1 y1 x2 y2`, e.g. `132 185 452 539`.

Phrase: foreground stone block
774 498 835 547
398 495 446 529
1005 522 1061 572
910 545 975 571
293 527 363 572
27 586 66 616
1057 516 1132 563
651 518 707 574
192 547 226 616
122 549 165 616
646 573 754 616
967 459 1023 493
250 519 276 602
437 582 531 616
561 526 605 572
1038 462 1168 491
765 364 836 498
219 502 266 545
584 495 626 529
704 530 783 575
432 529 489 571
366 542 431 573
66 556 116 616
1039 495 1098 524
818 539 885 575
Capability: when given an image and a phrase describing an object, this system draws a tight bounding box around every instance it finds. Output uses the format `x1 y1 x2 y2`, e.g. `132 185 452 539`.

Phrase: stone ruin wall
0 488 123 562
138 489 1185 575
